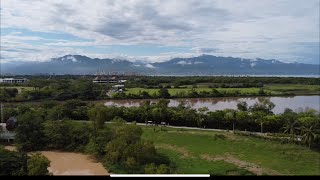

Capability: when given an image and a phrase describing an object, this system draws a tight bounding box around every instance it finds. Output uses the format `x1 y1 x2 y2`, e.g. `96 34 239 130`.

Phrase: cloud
145 64 156 68
176 61 192 65
0 0 319 64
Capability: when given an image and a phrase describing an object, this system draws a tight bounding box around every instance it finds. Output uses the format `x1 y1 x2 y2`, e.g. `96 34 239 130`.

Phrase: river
104 96 320 114
41 151 108 175
4 146 109 175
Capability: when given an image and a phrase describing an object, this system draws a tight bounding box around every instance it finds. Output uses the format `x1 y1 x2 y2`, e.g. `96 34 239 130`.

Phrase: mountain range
2 54 319 75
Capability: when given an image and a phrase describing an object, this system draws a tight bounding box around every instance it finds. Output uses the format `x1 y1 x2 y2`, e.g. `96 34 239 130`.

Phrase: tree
281 109 299 139
144 163 170 174
88 105 107 130
43 120 90 151
27 153 51 176
262 114 279 133
141 100 152 124
300 125 318 149
237 101 248 111
258 88 265 95
85 128 112 157
250 99 276 133
158 88 170 99
0 147 28 175
224 109 237 133
15 111 47 151
249 99 275 114
251 111 267 133
104 123 170 173
152 99 170 125
156 164 171 174
144 163 157 174
198 107 209 128
282 120 299 139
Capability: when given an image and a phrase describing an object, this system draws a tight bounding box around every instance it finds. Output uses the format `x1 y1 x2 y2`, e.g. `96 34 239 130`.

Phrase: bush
0 147 28 175
27 153 51 176
104 124 171 173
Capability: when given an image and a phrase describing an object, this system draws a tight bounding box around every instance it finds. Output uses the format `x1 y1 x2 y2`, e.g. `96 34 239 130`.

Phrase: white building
0 78 28 84
111 84 125 92
93 76 126 84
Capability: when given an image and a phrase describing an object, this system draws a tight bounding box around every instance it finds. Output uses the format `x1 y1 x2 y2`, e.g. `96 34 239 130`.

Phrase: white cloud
176 61 192 65
145 64 156 68
1 0 319 63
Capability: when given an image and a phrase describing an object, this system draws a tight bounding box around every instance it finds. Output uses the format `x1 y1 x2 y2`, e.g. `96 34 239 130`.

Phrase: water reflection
104 96 320 114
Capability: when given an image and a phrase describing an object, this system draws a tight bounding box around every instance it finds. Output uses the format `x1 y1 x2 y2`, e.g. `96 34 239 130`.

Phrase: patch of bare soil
156 144 194 158
4 145 17 151
200 153 280 175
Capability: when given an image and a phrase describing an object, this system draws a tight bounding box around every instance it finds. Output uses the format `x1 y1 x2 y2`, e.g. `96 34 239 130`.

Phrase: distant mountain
2 54 319 75
2 55 149 75
151 55 319 75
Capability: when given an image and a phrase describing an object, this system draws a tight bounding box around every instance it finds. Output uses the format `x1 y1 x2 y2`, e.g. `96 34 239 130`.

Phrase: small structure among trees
0 117 17 142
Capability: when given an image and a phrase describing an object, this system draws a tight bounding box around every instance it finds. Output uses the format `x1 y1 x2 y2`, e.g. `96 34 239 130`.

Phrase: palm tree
198 107 209 128
282 120 299 139
225 109 237 133
300 125 317 149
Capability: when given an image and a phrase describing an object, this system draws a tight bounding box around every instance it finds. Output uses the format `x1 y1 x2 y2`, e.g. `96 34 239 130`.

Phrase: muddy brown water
4 146 108 175
104 96 320 114
41 151 108 175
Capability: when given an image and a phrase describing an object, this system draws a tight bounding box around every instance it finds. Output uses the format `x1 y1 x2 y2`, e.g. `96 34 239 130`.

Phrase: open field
125 84 320 97
264 84 320 95
141 126 320 175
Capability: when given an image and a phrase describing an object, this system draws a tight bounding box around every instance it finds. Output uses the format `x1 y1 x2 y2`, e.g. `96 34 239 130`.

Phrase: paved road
76 120 263 135
104 121 264 135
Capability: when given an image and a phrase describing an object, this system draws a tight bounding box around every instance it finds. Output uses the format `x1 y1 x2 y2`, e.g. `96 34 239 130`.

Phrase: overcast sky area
1 0 319 64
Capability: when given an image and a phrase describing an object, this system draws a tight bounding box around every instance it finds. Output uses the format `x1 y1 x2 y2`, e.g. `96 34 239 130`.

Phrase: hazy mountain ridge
2 54 319 75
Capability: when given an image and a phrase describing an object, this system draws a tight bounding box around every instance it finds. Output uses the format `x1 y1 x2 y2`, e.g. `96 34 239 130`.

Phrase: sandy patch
4 145 17 151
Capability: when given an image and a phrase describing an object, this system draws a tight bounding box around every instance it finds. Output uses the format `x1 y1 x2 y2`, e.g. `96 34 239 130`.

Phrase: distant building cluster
93 76 127 84
93 76 127 93
0 78 28 84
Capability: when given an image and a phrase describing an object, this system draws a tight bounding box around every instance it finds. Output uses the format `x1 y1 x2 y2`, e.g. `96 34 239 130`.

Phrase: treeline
3 99 320 149
0 77 107 102
128 83 264 89
0 147 50 176
1 76 319 102
113 88 278 99
125 76 320 88
12 109 172 174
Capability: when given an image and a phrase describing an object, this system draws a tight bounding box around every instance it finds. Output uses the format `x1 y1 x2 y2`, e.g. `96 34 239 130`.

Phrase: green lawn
141 126 320 175
125 84 320 97
264 84 320 95
157 148 254 175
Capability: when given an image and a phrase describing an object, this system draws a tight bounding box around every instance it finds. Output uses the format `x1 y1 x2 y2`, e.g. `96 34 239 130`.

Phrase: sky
1 0 319 64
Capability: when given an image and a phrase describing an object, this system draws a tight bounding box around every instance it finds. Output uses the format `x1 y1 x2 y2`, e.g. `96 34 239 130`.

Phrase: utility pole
1 102 3 123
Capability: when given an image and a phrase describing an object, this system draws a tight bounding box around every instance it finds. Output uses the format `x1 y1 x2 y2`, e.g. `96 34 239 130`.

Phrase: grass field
264 84 320 95
125 84 320 97
141 126 320 175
